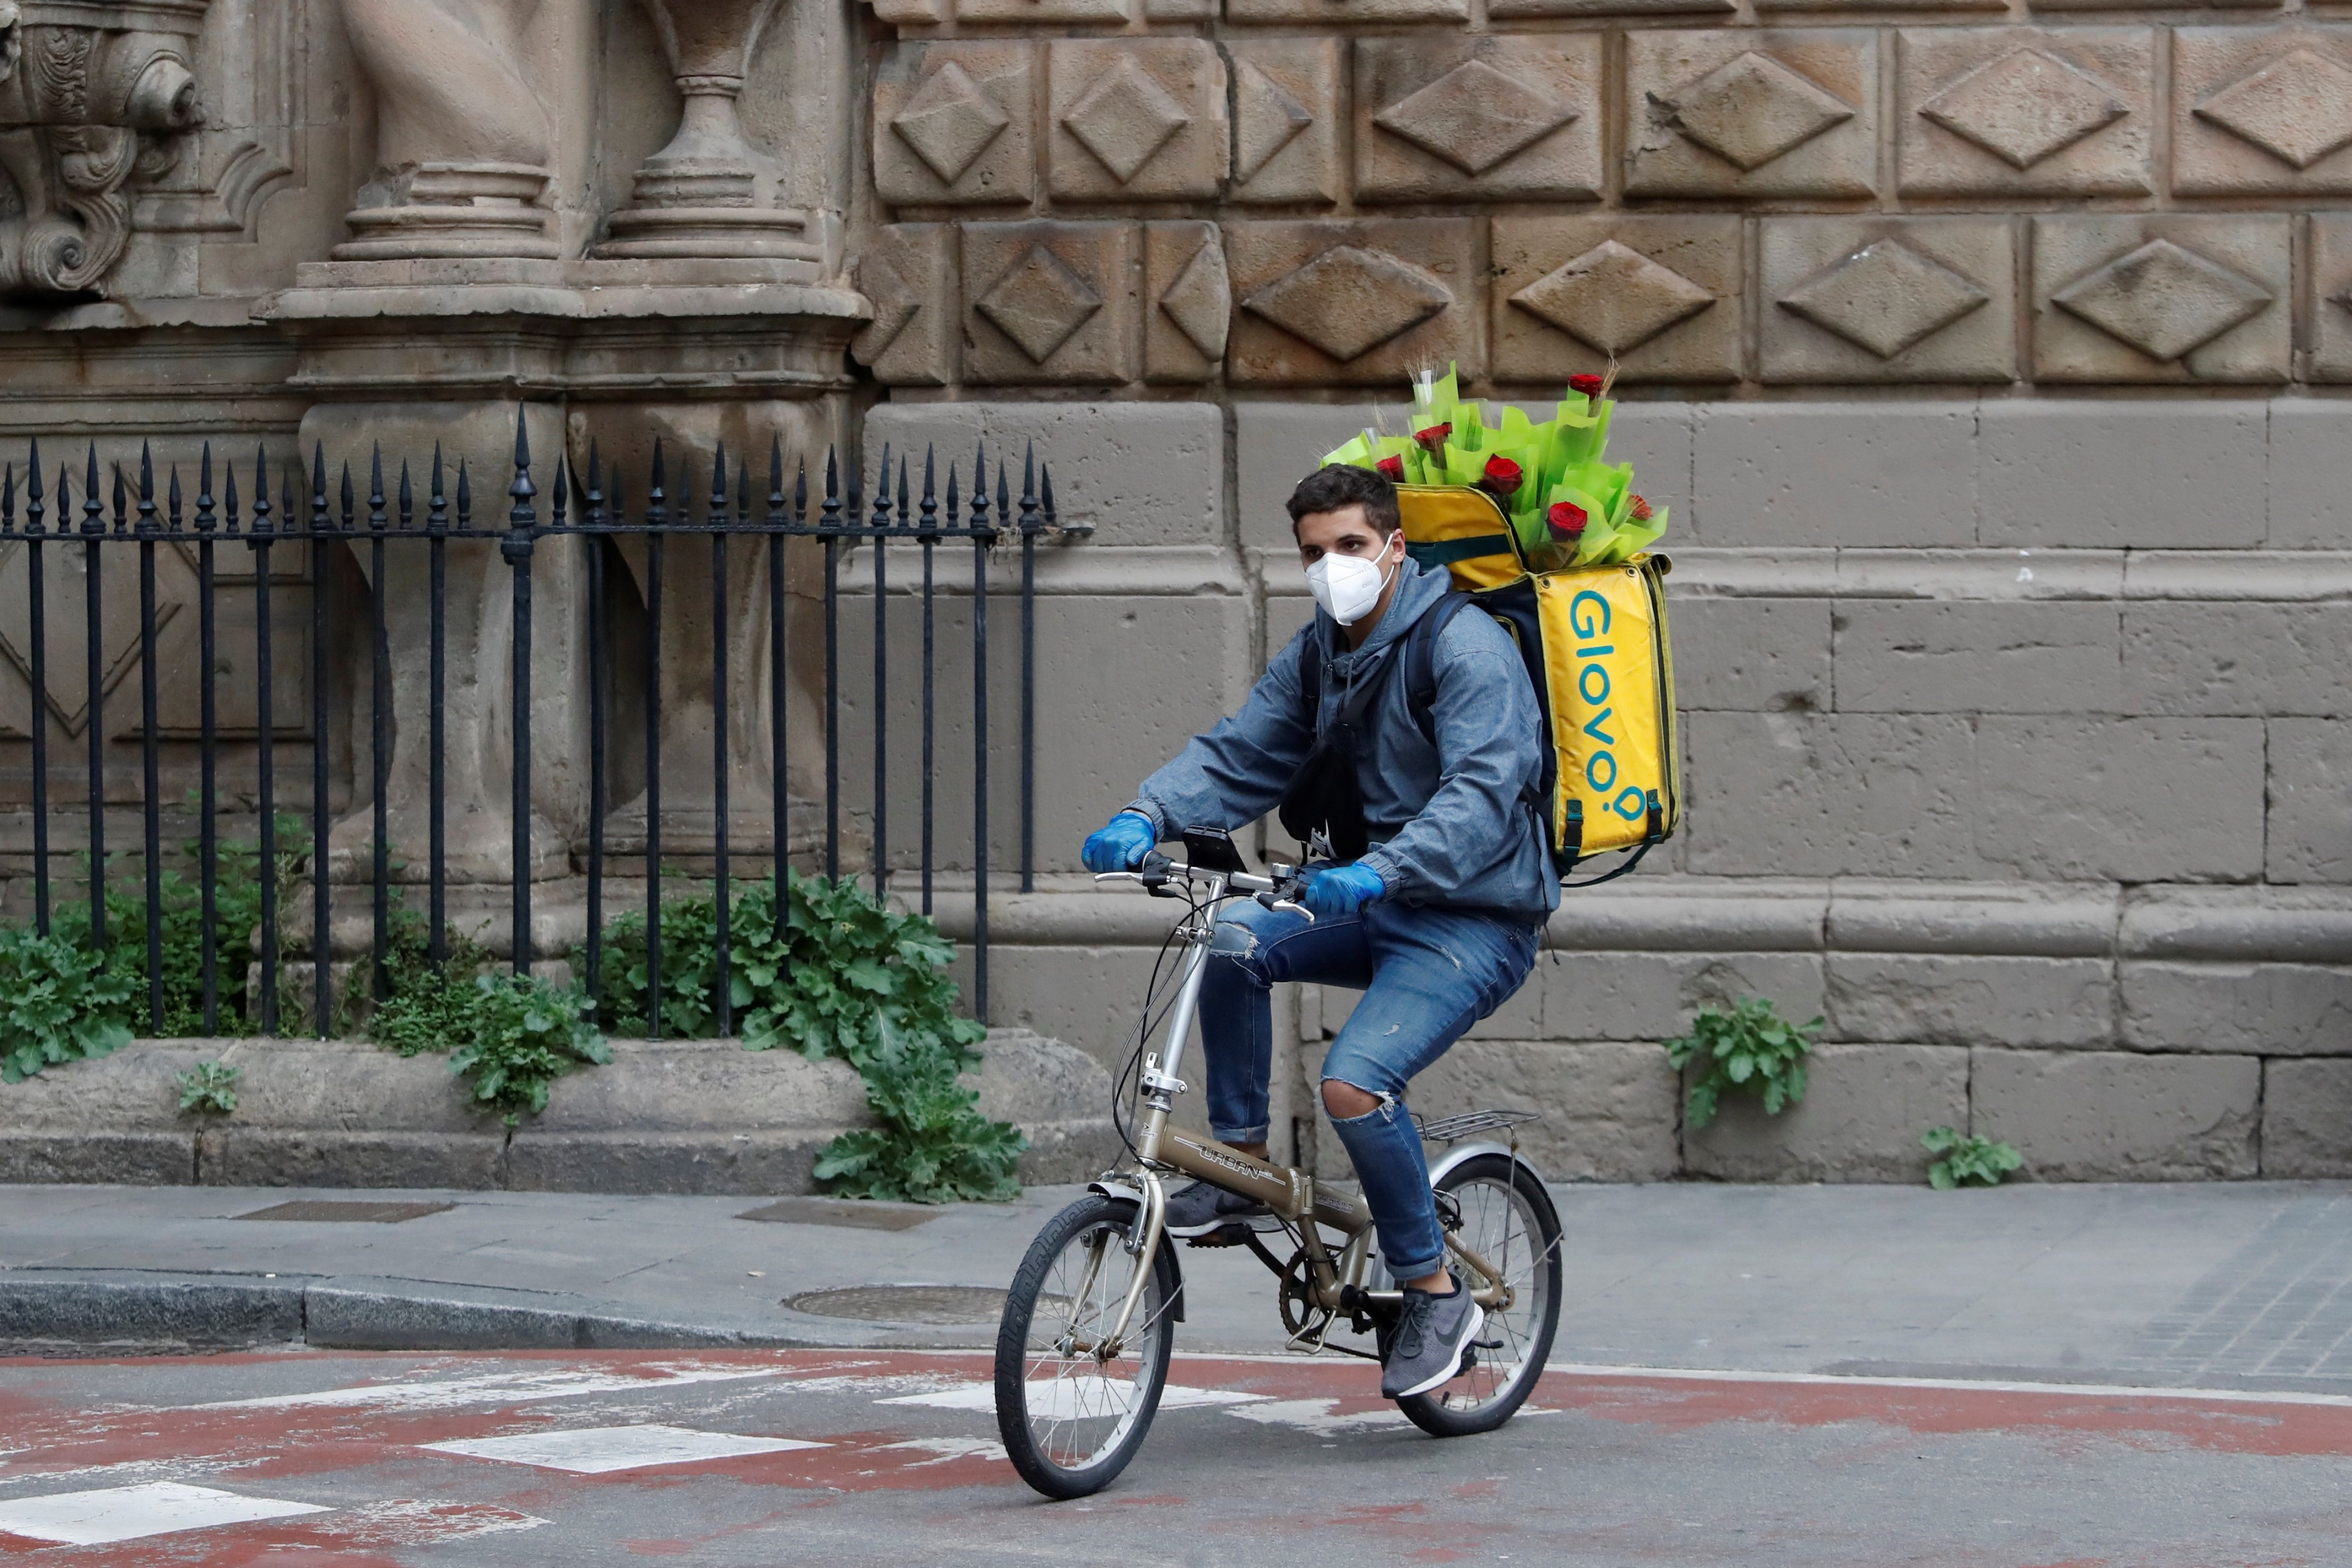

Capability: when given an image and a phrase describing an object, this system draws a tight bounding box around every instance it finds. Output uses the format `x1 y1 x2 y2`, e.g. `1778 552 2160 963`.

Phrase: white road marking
187 1365 777 1412
1540 1361 2352 1410
0 1482 328 1546
883 1382 1267 1416
873 1437 1009 1465
423 1423 826 1474
1225 1398 1409 1433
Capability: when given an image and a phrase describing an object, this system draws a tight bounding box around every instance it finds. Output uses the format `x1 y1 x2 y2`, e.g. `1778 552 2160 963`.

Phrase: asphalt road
1 1346 2346 1566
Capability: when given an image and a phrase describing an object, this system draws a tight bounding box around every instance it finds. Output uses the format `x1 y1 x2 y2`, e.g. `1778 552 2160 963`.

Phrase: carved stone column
330 0 562 260
597 0 815 262
0 0 208 297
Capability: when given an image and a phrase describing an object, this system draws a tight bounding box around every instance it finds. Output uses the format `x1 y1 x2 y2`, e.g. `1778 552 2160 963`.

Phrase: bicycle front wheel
994 1193 1178 1499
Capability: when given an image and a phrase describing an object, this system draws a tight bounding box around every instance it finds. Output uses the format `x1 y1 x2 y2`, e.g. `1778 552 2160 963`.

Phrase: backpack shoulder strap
1403 591 1475 747
1294 620 1325 727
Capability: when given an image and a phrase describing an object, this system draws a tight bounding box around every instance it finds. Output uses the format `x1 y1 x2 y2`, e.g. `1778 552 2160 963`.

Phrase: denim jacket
1127 560 1558 920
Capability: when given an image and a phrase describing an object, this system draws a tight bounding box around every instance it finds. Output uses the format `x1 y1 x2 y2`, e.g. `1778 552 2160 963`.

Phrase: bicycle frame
1095 860 1512 1358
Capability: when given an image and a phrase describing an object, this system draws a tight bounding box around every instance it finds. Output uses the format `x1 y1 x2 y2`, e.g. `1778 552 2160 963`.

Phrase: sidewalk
4 1179 2347 1392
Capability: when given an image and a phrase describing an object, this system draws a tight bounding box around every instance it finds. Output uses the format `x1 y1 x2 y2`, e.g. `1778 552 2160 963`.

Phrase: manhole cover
737 1198 938 1232
236 1201 455 1224
784 1286 1008 1325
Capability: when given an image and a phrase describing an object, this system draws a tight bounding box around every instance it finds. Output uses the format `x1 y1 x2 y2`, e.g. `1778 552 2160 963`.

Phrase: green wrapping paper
1321 363 1669 570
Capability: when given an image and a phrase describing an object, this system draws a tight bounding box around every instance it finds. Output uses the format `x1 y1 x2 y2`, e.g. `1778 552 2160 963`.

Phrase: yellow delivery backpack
1396 484 1681 880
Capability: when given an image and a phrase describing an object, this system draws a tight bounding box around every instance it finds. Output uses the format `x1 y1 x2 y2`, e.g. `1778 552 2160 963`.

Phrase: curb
0 1271 999 1355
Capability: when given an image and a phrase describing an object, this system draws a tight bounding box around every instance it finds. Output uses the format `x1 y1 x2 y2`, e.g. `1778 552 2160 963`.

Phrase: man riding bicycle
1081 462 1556 1402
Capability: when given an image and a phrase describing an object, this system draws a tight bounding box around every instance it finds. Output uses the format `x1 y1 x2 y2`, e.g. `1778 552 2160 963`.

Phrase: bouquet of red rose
1321 363 1668 571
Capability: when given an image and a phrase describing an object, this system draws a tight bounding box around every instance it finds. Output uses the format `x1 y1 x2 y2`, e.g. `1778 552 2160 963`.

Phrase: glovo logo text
1569 590 1649 824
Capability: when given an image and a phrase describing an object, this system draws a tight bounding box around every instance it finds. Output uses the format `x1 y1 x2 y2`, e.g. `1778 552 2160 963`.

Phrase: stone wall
0 0 2347 1182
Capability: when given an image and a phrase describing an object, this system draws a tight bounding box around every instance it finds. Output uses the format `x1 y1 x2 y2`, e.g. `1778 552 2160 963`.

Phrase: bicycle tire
994 1193 1180 1499
1396 1152 1562 1437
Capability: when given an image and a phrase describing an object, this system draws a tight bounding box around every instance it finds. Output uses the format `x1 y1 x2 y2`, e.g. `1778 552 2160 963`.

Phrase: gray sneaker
1381 1274 1485 1399
1163 1180 1271 1238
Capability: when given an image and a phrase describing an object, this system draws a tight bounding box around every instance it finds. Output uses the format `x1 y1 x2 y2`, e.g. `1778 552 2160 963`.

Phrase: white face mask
1305 545 1396 627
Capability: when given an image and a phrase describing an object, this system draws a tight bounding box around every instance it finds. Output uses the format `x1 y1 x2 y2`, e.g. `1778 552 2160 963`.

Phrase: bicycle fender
1426 1140 1546 1189
1084 1177 1185 1323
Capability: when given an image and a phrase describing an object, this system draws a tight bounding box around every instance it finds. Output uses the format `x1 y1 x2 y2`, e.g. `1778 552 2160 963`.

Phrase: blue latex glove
1083 811 1158 873
1304 862 1385 920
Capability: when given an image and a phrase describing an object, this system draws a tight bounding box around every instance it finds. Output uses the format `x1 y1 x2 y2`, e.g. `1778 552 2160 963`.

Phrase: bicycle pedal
1471 1338 1504 1350
1184 1222 1251 1248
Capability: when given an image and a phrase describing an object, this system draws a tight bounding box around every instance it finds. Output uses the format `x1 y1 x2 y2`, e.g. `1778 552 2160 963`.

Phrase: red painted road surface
0 1349 2346 1565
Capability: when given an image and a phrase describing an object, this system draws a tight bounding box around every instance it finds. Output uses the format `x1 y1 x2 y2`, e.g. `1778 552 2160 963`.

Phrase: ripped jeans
1197 898 1540 1281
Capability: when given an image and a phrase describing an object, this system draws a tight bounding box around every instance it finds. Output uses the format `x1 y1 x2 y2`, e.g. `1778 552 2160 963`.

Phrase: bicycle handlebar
1092 856 1315 922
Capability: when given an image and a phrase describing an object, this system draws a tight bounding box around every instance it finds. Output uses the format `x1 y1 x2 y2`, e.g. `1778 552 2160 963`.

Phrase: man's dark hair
1286 464 1400 536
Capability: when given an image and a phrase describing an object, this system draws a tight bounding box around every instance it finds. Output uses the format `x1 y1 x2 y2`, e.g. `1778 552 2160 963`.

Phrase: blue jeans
1196 898 1540 1281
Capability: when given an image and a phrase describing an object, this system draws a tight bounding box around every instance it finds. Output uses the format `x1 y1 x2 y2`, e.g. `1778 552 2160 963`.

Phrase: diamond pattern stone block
874 45 1033 207
1493 216 1741 383
1899 28 2153 197
1780 240 1990 359
961 222 1139 386
1373 58 1578 175
1515 242 1715 356
1048 41 1227 201
1225 219 1478 385
1244 247 1448 363
1227 0 1462 23
893 63 1010 186
1923 49 2126 169
1145 221 1229 382
1671 52 1853 170
0 544 189 740
1063 58 1190 184
2194 48 2352 170
2306 213 2352 382
1628 31 1877 198
2050 240 2270 363
1355 36 1602 202
1230 40 1340 205
853 223 956 386
978 247 1103 364
1760 218 2017 382
2174 29 2352 195
2032 216 2291 382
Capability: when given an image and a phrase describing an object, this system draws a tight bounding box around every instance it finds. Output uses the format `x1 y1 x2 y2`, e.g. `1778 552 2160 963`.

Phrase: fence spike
397 459 413 527
586 440 604 525
996 464 1011 533
736 453 749 520
1 463 12 531
340 460 355 530
369 445 386 530
223 457 239 532
946 461 958 524
167 466 182 530
769 436 783 511
871 443 893 530
311 442 328 527
649 437 667 506
139 440 155 505
513 403 531 471
897 445 910 523
794 456 807 522
456 457 471 526
552 448 569 524
509 410 536 510
84 446 103 533
111 460 127 533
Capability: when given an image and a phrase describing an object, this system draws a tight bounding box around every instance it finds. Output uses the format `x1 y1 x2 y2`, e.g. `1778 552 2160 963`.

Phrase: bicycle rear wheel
994 1193 1178 1499
1396 1152 1561 1437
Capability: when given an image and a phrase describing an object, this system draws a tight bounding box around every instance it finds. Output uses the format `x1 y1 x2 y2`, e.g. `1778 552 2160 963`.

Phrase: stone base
0 1029 1115 1195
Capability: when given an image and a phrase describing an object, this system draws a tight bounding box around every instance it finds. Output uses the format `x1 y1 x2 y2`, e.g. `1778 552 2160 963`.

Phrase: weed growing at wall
1922 1126 2023 1189
176 1060 240 1114
1665 996 1821 1130
0 926 136 1082
587 872 1025 1203
445 972 612 1126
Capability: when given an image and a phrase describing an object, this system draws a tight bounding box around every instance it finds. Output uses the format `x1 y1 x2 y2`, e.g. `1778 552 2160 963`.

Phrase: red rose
1414 422 1452 452
1568 374 1604 396
1629 494 1653 521
1479 456 1524 499
1375 455 1405 482
1547 502 1588 539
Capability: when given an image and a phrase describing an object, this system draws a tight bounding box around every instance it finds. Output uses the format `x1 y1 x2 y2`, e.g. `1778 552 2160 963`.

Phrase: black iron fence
0 413 1065 1037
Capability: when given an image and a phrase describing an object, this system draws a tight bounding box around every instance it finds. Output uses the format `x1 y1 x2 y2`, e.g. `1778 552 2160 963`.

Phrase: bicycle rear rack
1415 1108 1544 1143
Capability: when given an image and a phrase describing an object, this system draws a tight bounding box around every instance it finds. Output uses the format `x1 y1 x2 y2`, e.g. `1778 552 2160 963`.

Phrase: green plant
1923 1126 2023 1189
585 871 1024 1203
0 925 136 1082
1664 995 1822 1129
445 972 611 1126
366 912 496 1058
176 1059 241 1114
